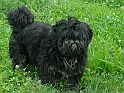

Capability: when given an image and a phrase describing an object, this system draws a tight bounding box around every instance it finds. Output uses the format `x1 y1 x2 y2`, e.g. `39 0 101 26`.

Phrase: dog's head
7 6 34 30
51 17 93 58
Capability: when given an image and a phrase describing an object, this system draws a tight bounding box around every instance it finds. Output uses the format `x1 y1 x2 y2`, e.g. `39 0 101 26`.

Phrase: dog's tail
7 6 34 32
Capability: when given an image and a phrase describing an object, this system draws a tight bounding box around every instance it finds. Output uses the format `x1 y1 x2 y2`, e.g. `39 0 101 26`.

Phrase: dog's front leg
38 64 56 86
66 76 80 90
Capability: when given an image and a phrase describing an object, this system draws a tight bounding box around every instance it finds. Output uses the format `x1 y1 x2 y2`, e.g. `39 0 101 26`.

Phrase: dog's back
18 22 52 64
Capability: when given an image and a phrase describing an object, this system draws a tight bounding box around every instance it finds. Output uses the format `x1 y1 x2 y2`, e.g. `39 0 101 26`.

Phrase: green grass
0 0 124 93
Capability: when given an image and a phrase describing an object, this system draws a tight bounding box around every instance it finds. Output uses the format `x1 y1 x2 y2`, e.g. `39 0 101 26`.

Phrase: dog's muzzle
58 39 84 57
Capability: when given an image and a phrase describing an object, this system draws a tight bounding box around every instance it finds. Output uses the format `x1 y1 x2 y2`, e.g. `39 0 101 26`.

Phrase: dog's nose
69 40 78 52
70 40 75 43
71 43 77 52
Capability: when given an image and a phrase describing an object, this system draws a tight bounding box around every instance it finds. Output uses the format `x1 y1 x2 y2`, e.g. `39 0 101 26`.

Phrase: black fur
7 6 52 69
7 6 93 90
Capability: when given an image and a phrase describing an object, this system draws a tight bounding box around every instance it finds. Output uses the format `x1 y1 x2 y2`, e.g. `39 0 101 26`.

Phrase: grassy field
0 0 124 93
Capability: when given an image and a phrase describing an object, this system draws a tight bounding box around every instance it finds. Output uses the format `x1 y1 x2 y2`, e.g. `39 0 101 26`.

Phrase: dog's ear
80 22 93 44
51 19 67 35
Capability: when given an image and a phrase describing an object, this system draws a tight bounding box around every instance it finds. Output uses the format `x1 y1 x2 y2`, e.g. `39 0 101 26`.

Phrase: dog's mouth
58 39 84 57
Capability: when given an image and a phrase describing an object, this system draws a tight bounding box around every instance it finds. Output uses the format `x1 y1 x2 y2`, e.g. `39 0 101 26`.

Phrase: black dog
7 6 93 90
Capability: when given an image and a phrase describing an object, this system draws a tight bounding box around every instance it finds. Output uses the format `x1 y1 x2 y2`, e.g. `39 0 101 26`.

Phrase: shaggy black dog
7 6 93 90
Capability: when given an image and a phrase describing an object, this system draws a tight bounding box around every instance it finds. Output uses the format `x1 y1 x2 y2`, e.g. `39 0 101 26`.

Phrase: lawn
0 0 124 93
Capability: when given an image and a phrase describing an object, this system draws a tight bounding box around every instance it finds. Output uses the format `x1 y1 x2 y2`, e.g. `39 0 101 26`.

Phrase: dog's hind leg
9 35 28 70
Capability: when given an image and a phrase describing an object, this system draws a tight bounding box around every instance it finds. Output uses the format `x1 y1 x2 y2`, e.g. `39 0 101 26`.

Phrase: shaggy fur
7 6 93 90
7 6 52 69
